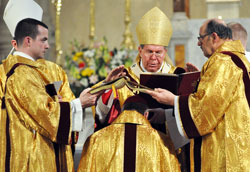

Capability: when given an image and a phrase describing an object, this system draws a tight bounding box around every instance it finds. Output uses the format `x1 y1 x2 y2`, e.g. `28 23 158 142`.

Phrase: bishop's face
139 44 167 72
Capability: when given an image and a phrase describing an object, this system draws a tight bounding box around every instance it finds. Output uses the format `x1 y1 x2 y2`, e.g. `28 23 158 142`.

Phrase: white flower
89 75 99 84
84 49 95 58
110 58 123 68
80 78 89 87
114 50 127 60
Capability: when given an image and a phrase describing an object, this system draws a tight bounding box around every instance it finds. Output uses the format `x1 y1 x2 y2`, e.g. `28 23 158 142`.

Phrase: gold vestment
78 110 180 172
177 40 250 172
0 64 7 171
1 55 75 172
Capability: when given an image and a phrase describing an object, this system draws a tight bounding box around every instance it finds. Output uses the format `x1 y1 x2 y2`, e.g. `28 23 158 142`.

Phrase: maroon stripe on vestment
53 143 60 172
56 102 71 144
179 95 200 138
5 63 33 172
45 84 57 97
222 51 250 108
124 123 137 172
194 137 202 172
5 113 10 172
1 96 5 109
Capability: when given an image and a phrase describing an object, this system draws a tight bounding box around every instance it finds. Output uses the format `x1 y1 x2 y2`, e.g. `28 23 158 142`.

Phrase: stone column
0 0 12 61
169 12 192 67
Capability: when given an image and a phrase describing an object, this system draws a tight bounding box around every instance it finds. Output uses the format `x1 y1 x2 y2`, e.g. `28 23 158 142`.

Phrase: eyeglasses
144 50 165 58
197 33 211 42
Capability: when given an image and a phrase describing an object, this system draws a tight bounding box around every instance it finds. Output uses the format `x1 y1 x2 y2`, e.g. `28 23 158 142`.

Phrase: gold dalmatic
78 110 180 172
1 55 75 172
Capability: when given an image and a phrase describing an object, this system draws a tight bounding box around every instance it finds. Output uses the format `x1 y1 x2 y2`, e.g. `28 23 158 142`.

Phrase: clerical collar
140 59 164 73
13 51 35 61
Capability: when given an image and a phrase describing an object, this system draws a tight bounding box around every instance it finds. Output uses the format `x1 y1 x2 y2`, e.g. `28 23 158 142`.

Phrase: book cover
139 71 200 108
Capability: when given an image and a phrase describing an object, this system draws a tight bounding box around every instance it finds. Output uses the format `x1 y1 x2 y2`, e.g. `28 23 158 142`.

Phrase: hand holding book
145 88 175 106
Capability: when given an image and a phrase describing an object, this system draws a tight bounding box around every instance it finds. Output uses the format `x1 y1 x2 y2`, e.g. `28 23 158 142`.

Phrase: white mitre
3 0 43 37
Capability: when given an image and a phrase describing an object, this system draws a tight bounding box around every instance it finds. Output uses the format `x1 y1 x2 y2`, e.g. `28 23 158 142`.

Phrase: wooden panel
175 44 185 68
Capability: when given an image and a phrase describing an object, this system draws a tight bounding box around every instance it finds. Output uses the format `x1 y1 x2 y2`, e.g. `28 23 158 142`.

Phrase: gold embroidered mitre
136 7 172 46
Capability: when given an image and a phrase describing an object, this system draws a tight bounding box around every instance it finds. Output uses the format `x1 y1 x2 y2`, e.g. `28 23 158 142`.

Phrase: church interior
1 0 250 171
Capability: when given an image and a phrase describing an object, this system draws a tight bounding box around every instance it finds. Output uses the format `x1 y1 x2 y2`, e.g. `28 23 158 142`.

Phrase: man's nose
150 52 157 59
197 41 201 46
45 43 50 49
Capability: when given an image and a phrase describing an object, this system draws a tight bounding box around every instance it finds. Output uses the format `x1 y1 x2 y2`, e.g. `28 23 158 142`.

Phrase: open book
139 71 200 108
89 76 153 94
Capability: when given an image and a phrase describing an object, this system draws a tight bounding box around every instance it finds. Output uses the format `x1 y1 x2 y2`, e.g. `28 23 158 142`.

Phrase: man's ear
23 36 32 47
11 40 17 49
212 32 219 43
144 111 149 118
138 46 142 54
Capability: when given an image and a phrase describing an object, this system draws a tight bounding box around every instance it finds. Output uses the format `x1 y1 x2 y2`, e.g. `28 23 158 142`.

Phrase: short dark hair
122 102 148 115
206 20 232 39
14 18 48 46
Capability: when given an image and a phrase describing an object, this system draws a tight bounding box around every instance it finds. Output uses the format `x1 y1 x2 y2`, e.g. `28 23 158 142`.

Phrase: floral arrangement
65 38 137 96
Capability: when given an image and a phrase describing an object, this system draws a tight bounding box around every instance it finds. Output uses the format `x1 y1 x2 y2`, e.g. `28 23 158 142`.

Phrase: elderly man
147 18 250 172
95 7 187 129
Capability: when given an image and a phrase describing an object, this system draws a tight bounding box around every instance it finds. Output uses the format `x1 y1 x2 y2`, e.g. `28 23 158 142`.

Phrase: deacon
147 18 250 172
1 0 103 171
78 95 180 172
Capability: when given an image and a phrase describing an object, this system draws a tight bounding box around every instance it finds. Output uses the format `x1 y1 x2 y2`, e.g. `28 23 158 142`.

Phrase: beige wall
240 0 250 18
1 0 250 62
59 0 173 58
189 0 207 18
189 0 250 19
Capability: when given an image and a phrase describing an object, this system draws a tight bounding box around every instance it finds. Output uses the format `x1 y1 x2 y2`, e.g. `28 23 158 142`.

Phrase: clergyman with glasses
146 18 250 172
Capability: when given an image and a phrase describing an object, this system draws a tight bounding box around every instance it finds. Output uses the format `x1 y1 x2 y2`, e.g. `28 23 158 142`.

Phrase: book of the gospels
139 71 200 108
89 71 200 108
88 76 153 94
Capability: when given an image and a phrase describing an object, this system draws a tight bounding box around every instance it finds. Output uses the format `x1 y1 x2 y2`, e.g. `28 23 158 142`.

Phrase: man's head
136 7 172 72
198 19 232 58
11 18 49 60
227 22 248 49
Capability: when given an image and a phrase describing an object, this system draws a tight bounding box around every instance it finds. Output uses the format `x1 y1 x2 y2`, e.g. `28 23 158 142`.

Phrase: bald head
198 19 232 58
204 19 232 40
227 22 248 49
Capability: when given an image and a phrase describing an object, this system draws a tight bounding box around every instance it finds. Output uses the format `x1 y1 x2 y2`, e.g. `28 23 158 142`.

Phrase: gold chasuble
78 110 180 172
177 40 250 172
1 55 75 172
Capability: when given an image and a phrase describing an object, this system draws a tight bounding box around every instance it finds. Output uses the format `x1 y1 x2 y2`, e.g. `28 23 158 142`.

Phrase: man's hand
58 95 63 102
79 88 102 108
105 65 126 83
185 62 199 72
146 88 175 106
145 108 166 124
